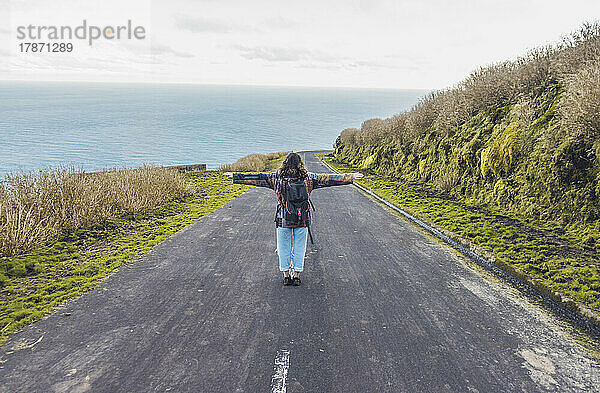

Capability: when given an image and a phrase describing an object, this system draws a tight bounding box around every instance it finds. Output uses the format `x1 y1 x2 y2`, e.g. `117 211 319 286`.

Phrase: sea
0 81 426 177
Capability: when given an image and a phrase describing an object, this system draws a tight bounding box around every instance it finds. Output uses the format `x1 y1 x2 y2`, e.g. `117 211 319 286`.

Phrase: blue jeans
277 227 308 272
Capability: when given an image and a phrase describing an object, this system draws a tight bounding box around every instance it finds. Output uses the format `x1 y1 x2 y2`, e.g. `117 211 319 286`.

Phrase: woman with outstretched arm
225 152 362 286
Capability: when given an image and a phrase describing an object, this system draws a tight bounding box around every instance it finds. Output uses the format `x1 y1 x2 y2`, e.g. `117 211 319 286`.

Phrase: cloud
177 17 252 34
263 16 300 30
232 45 392 70
151 43 195 58
348 60 398 69
176 15 297 35
296 63 344 71
118 41 194 62
232 45 349 64
233 45 312 62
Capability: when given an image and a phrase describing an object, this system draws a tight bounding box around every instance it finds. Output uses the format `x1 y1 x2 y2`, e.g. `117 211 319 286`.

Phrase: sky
1 0 599 89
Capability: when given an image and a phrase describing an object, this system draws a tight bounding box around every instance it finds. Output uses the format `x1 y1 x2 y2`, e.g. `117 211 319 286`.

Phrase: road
1 152 599 392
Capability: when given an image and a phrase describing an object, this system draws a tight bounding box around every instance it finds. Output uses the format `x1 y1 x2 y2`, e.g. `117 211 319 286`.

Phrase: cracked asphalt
1 152 599 392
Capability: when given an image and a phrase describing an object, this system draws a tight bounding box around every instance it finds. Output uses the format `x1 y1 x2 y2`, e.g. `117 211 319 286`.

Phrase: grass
267 153 287 171
219 151 290 172
318 153 600 318
0 171 250 345
0 166 194 257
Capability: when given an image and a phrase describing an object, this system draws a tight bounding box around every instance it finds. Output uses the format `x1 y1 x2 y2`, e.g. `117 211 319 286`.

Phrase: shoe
292 277 301 286
283 276 293 286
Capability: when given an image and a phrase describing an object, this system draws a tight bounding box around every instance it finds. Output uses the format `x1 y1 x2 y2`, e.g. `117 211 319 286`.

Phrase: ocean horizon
1 81 426 177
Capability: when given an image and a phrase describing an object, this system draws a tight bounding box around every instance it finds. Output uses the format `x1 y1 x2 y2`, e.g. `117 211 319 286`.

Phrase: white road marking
270 349 290 393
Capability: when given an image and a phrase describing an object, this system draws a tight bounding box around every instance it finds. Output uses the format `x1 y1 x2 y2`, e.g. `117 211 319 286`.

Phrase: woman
225 152 362 286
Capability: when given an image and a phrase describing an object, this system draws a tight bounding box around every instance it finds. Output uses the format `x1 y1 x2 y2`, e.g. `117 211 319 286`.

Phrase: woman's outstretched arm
224 172 276 189
310 172 363 189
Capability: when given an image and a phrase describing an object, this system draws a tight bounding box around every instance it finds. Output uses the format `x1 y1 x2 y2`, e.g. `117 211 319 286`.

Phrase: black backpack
282 178 315 243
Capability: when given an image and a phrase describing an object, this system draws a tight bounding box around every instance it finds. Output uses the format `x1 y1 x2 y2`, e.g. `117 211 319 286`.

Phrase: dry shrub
552 22 600 78
220 154 269 172
430 88 471 136
0 166 194 256
515 46 555 93
435 171 459 193
559 60 600 139
388 114 408 144
266 151 290 160
357 119 391 145
461 62 519 112
219 151 290 172
335 128 360 148
406 92 440 136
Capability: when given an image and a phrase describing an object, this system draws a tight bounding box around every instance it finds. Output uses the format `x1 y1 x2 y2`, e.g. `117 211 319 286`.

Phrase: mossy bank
329 24 600 323
320 147 600 323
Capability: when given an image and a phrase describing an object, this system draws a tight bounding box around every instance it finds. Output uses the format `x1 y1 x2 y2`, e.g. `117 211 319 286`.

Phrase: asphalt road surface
1 152 600 393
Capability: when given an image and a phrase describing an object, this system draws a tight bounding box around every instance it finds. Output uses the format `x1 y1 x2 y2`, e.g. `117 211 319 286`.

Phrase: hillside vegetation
334 23 600 249
0 166 194 257
219 151 290 172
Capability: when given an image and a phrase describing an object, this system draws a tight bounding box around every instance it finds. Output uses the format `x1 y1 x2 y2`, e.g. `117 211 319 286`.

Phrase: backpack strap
307 197 315 244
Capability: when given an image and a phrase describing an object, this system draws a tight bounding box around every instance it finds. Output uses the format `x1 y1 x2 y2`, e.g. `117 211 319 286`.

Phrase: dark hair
277 152 308 178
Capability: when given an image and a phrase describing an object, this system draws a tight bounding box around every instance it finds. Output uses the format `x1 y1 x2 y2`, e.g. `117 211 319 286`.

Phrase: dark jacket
233 172 354 227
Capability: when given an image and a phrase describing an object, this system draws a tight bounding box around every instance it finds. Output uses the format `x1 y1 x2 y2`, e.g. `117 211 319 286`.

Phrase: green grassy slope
335 82 599 246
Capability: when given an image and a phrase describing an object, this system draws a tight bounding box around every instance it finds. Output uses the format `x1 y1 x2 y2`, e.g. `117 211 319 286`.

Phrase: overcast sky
1 0 599 89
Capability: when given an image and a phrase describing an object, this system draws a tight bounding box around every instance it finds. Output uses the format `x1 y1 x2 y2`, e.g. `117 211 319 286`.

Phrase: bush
219 151 290 172
559 60 600 140
335 128 360 148
0 166 194 256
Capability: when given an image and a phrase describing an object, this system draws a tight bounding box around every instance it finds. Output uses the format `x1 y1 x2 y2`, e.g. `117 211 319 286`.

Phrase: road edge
315 152 600 338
